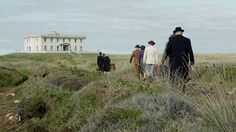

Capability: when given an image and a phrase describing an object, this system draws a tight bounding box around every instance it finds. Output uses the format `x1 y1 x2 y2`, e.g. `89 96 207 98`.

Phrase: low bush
19 96 47 120
0 67 28 88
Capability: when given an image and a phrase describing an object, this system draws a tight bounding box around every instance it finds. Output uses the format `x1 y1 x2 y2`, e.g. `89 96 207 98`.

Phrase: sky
0 0 236 54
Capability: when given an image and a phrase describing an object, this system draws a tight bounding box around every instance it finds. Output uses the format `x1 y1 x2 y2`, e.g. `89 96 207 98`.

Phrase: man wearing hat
130 45 141 79
166 27 195 88
97 52 104 72
143 40 159 80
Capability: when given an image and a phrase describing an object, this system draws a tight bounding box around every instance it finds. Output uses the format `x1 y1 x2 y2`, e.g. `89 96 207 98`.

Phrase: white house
24 31 86 53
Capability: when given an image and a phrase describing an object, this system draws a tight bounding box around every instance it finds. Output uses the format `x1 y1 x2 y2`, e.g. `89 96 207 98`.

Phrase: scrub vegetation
0 53 235 132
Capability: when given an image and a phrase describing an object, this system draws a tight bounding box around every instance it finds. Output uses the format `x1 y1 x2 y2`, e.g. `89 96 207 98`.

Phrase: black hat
140 45 145 50
148 40 155 45
173 27 184 33
135 45 140 48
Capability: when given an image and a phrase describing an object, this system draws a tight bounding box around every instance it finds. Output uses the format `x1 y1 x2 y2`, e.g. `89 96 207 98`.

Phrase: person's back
166 27 194 82
167 35 193 68
97 52 103 71
97 56 103 65
130 50 140 64
139 50 144 64
130 45 141 79
103 56 111 72
143 40 158 80
144 46 158 65
139 45 146 79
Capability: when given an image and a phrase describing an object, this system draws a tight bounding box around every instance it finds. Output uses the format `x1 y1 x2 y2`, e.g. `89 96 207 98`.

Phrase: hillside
0 53 236 132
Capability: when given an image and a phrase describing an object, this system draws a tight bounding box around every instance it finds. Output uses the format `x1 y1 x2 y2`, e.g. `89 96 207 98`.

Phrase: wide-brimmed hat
173 27 184 33
135 45 140 48
148 40 155 45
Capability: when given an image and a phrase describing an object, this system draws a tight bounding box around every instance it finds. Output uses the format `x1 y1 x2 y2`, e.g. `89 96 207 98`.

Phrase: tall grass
184 65 236 131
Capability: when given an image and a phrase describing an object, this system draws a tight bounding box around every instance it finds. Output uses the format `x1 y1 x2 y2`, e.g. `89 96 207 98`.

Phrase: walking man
166 27 195 89
160 34 175 76
97 52 103 71
139 45 146 79
143 40 158 80
130 45 141 79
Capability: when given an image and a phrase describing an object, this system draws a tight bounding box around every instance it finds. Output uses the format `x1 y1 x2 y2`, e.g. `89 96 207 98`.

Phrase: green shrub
20 96 47 119
0 67 28 88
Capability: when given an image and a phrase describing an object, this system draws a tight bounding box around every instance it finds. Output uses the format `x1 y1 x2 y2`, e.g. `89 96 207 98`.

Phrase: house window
63 38 65 42
75 39 77 43
69 38 71 42
75 46 77 51
51 46 53 51
37 46 38 51
44 46 47 51
51 38 53 42
29 46 31 51
57 46 59 51
80 39 83 43
44 38 47 42
80 46 83 52
57 38 59 42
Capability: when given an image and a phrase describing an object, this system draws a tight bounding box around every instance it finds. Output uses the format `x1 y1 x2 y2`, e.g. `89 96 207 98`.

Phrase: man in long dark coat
97 52 103 71
166 27 195 85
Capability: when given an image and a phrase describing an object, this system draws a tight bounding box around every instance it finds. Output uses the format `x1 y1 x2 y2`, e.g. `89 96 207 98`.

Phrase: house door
63 45 69 51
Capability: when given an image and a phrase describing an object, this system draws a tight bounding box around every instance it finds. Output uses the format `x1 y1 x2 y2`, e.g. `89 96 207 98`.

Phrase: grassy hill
0 53 236 132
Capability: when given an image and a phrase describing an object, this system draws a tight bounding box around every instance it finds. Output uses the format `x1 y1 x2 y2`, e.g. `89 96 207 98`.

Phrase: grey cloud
0 0 236 53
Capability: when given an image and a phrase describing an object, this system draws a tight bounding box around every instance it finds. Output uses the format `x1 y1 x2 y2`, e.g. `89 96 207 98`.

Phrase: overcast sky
0 0 236 54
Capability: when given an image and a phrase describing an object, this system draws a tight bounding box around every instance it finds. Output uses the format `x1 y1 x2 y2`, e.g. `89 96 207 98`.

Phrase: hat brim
173 30 184 33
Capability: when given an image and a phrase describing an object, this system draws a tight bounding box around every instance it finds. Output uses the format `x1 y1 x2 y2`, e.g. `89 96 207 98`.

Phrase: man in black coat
166 27 195 83
97 52 103 71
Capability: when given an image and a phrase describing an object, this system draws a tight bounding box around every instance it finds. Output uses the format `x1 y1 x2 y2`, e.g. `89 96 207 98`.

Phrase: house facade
24 31 86 53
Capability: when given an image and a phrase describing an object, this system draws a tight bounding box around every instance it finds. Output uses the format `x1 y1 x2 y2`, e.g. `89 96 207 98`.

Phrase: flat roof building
24 31 86 53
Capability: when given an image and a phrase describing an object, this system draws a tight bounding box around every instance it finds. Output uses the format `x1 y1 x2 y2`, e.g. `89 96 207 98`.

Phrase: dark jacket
103 56 111 72
166 35 195 78
97 55 103 66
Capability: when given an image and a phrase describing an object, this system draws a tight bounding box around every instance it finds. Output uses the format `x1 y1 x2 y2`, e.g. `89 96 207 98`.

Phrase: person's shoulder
182 36 191 41
169 36 177 42
145 46 150 50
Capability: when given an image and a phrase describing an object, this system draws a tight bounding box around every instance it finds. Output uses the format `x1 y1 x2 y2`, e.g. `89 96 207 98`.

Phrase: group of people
130 40 158 80
130 27 195 88
97 52 111 72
